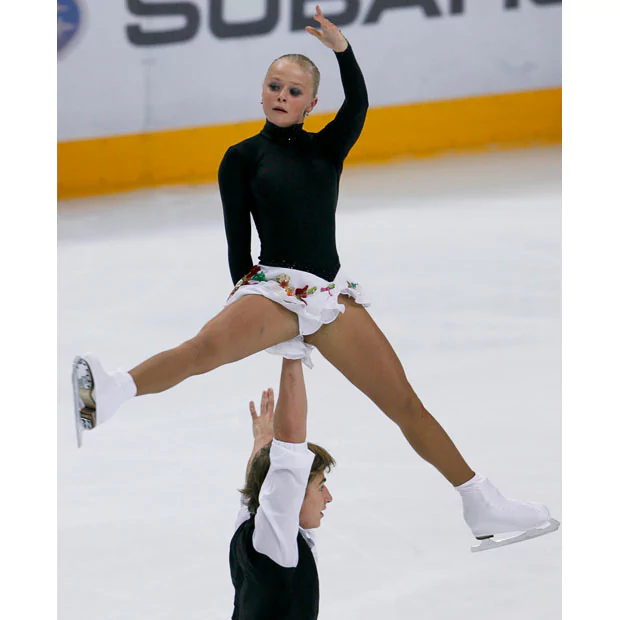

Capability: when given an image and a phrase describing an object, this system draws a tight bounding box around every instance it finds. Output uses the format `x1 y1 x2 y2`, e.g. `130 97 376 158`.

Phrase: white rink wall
58 0 562 140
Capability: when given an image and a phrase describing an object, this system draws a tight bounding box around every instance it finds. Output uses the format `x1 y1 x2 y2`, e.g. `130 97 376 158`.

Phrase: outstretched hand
305 4 348 52
249 388 275 445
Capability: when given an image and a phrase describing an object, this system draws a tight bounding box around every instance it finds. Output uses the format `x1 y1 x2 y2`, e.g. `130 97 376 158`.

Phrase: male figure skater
230 358 334 619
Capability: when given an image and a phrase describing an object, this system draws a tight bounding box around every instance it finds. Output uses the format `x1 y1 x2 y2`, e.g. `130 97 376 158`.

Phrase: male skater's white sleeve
252 439 315 568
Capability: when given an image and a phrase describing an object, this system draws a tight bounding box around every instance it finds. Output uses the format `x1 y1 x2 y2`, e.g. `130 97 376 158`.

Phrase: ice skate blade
72 356 96 448
71 357 84 448
471 519 560 553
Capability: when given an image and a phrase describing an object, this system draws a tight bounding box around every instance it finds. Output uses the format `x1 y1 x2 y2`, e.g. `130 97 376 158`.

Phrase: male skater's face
299 473 332 529
262 59 318 128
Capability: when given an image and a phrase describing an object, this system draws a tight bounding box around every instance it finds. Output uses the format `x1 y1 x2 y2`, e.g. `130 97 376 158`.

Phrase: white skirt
225 264 371 368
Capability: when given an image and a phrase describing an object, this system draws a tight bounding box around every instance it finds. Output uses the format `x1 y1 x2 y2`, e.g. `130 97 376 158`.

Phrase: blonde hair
269 54 321 98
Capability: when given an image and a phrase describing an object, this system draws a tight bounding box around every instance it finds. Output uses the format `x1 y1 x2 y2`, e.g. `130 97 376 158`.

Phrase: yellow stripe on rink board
58 87 561 200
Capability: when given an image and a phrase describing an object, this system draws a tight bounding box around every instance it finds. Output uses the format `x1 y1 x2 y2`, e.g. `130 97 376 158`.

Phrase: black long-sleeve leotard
218 45 369 284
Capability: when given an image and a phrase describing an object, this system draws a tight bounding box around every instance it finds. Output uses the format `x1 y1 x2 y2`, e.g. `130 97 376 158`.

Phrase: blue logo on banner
57 1 81 54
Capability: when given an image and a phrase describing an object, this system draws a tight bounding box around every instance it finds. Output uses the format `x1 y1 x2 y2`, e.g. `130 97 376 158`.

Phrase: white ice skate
458 475 560 553
71 354 136 448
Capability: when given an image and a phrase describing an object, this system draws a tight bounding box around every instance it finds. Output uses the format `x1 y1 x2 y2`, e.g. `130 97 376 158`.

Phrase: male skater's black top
218 45 369 284
229 439 319 619
229 516 319 620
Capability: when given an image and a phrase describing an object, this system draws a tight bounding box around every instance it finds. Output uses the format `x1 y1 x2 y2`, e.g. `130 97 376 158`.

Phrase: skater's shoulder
227 132 264 153
230 511 256 556
221 134 262 166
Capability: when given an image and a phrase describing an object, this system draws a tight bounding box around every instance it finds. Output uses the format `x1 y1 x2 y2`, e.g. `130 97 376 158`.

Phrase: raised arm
218 145 254 284
243 357 308 479
253 359 314 567
274 358 307 443
245 388 275 481
307 5 369 162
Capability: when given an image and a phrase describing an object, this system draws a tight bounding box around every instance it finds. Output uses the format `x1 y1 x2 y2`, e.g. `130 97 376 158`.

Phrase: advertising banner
58 1 561 142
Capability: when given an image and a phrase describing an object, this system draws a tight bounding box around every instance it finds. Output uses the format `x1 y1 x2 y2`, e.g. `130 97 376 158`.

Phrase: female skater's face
299 473 333 529
262 59 318 127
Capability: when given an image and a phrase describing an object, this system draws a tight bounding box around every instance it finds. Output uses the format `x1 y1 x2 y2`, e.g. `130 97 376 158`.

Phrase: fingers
266 388 275 418
252 388 274 420
313 4 327 26
312 5 337 36
305 26 322 39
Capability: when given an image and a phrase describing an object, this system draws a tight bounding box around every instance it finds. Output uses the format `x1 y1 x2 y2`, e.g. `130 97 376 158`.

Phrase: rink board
58 87 561 199
57 1 561 198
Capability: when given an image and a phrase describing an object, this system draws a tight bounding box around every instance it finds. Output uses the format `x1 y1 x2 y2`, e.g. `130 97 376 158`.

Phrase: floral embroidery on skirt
225 264 369 368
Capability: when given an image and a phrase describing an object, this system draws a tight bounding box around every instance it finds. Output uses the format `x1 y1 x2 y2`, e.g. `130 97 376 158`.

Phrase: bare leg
130 296 299 395
305 295 474 486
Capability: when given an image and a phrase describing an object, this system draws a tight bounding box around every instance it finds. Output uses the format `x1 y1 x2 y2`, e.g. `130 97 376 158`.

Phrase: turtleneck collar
260 119 306 144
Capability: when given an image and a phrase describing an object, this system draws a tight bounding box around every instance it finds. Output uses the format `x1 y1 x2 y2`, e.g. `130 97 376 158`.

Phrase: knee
389 391 427 426
183 330 225 375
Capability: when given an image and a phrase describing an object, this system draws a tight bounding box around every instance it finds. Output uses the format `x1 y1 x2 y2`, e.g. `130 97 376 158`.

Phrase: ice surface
58 147 561 620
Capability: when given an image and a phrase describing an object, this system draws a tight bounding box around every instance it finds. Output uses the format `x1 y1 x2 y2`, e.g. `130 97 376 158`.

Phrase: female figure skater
73 6 558 550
